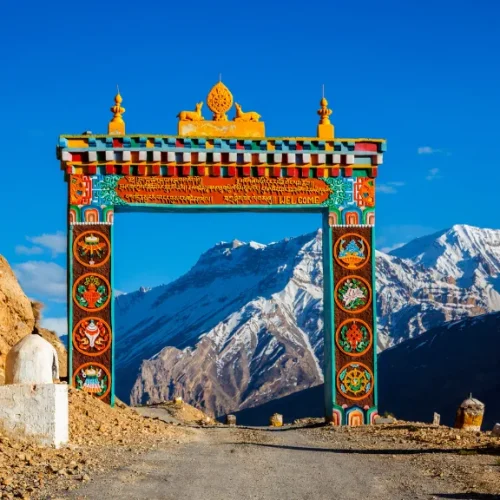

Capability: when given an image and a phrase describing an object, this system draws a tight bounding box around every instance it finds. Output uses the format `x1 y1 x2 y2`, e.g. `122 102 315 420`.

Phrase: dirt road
53 426 499 500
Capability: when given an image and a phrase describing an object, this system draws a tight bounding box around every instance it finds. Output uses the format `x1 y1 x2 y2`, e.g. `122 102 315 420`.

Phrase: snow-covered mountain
115 224 500 416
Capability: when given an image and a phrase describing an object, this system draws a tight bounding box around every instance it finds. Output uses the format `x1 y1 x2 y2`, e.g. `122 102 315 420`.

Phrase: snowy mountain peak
390 224 500 282
115 224 500 416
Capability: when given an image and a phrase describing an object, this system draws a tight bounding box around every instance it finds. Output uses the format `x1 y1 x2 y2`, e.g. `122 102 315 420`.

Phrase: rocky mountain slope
378 310 500 430
115 232 325 415
0 255 66 382
232 310 500 430
115 224 500 416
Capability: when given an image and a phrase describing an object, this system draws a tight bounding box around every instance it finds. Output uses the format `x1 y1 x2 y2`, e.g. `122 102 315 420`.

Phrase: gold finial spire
108 86 126 135
317 86 334 139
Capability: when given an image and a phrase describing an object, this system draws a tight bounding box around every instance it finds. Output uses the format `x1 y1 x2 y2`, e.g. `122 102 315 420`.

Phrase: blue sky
0 0 499 336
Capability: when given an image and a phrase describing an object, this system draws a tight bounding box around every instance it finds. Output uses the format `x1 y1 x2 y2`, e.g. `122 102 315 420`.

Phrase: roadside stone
433 413 440 426
492 423 500 437
269 413 283 427
226 415 237 427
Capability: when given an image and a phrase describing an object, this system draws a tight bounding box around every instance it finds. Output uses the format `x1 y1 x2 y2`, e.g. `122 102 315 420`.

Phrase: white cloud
418 146 451 156
426 168 441 181
380 242 405 253
377 181 405 194
14 261 66 301
15 245 44 255
27 231 66 256
41 317 67 337
418 146 438 154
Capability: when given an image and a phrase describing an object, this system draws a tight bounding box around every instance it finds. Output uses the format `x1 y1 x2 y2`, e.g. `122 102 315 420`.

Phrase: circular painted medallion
334 275 371 314
73 273 111 312
73 362 111 399
73 230 110 268
336 319 372 357
72 317 112 356
334 233 370 270
337 362 374 401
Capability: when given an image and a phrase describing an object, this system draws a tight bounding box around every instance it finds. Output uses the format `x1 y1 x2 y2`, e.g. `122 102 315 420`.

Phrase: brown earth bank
0 388 194 499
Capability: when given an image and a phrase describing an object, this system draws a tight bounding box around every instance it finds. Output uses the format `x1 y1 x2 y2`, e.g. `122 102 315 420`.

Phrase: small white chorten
0 301 67 447
5 301 59 384
5 333 59 384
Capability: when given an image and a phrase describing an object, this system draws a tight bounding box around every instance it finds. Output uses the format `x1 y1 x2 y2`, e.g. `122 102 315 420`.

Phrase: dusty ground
135 401 217 426
0 389 194 499
34 418 499 500
1 395 498 499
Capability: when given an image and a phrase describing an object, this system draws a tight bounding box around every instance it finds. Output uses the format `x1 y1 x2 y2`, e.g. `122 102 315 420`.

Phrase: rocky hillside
232 310 500 430
116 224 500 416
378 311 500 430
116 232 324 415
0 255 66 382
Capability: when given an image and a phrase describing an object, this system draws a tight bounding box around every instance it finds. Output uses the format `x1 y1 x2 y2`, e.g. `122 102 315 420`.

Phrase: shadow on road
238 442 500 456
433 494 500 499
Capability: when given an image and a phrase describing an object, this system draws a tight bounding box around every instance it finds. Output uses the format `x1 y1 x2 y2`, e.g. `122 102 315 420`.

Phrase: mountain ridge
115 224 500 416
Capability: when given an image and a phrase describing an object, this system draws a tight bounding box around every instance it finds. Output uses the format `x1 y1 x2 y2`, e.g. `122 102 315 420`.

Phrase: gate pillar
68 197 114 405
323 178 378 425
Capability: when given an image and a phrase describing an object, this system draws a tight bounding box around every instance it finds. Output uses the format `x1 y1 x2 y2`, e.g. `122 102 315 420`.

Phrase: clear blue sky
1 0 499 336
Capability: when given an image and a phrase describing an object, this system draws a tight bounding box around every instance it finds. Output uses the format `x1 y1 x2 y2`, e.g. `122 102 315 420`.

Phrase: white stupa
0 301 67 447
5 302 59 385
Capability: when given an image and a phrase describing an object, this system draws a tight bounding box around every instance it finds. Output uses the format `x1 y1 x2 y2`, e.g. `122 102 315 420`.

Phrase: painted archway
57 81 386 425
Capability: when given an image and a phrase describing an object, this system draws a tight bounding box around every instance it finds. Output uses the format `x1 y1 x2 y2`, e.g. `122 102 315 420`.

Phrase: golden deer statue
234 103 261 122
177 102 204 121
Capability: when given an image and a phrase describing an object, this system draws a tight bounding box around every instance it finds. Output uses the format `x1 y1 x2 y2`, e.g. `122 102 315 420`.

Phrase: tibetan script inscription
115 177 332 206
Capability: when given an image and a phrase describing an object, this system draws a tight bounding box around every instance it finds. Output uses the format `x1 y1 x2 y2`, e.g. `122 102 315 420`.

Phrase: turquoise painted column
321 210 335 421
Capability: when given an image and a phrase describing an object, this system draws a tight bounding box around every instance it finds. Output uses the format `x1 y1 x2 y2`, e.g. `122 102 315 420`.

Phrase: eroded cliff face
0 255 66 383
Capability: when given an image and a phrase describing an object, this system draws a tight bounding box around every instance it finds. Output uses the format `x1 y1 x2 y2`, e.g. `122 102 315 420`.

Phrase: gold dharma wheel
207 81 233 121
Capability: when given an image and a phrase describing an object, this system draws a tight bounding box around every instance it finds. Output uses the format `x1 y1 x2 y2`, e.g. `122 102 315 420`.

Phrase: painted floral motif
337 362 374 401
73 318 111 356
74 363 110 399
335 276 371 313
334 233 370 270
336 319 372 356
69 176 93 205
320 178 353 209
354 178 375 208
96 175 127 206
73 230 110 267
73 274 110 312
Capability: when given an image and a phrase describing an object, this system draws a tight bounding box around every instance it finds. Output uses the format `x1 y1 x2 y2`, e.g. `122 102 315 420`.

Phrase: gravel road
55 426 495 500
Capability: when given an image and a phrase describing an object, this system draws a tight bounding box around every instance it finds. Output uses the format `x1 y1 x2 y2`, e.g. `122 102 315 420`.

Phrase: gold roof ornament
207 81 233 121
108 87 125 136
317 86 334 139
318 96 332 125
177 80 266 138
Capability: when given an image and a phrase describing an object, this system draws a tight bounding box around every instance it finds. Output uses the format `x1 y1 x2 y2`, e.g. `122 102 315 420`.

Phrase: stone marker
269 413 283 427
226 414 237 427
433 412 441 426
454 393 485 432
174 396 183 407
492 423 500 437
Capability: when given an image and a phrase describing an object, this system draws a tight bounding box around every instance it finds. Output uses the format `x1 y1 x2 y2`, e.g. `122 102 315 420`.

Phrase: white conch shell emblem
84 320 100 348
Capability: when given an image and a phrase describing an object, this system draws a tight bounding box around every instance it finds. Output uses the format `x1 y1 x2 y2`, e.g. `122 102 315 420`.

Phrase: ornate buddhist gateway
57 81 386 425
